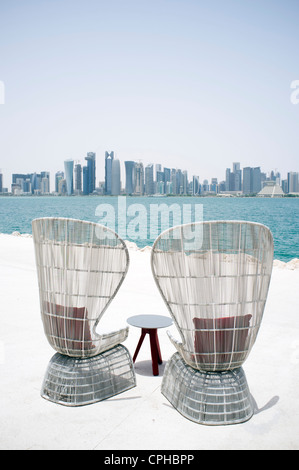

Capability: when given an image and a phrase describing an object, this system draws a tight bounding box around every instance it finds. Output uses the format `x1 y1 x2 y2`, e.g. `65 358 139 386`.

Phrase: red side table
127 315 173 376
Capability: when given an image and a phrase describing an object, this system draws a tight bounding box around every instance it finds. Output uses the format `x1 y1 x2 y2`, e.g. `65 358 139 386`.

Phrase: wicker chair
32 217 136 406
151 221 273 425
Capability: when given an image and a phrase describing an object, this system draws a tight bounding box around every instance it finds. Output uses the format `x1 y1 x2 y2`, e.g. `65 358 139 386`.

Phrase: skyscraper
64 160 74 196
192 176 200 195
287 172 299 193
0 170 3 193
83 166 89 195
164 168 171 185
105 151 114 195
145 164 154 195
233 162 242 191
242 167 261 194
74 164 82 193
85 152 96 194
134 162 144 195
111 158 121 195
125 161 136 194
242 167 252 195
55 171 64 193
252 167 261 194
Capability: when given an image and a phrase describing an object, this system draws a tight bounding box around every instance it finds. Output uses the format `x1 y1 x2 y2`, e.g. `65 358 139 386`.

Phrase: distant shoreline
1 193 299 198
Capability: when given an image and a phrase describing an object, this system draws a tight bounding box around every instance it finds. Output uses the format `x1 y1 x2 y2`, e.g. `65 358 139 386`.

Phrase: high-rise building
164 168 171 185
134 162 144 195
125 161 136 194
252 167 261 194
233 163 242 191
156 170 165 194
170 169 177 194
145 164 154 195
176 169 183 195
55 171 64 193
64 159 74 196
41 177 49 194
83 166 89 195
242 167 252 195
226 163 241 191
105 151 114 195
31 173 41 194
287 172 299 193
85 152 96 194
111 158 121 196
192 176 200 195
182 171 188 195
41 171 50 193
242 166 261 194
0 171 3 193
74 164 82 193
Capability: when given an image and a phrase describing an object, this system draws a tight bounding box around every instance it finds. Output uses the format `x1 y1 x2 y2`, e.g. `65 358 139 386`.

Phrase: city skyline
0 1 299 190
2 151 299 196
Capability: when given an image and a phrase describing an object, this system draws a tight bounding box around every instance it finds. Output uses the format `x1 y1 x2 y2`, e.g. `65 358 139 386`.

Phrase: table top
127 314 173 329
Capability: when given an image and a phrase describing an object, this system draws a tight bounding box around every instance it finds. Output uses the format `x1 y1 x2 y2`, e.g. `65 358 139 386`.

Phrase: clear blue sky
0 0 298 190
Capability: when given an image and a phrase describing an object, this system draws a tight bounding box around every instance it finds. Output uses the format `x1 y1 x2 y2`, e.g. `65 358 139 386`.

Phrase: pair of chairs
32 217 273 425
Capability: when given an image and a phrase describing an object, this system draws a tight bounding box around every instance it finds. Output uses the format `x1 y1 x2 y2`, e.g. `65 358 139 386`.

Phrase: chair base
161 353 253 425
41 344 136 406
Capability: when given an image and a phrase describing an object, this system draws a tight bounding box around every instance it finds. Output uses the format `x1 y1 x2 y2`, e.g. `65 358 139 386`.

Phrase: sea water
0 195 298 261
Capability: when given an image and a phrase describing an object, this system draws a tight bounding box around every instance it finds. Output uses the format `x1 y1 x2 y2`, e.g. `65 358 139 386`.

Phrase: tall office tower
182 171 188 195
41 171 50 193
83 166 89 195
282 179 288 194
64 159 74 196
275 171 281 185
192 176 200 195
85 152 96 194
74 164 82 193
111 158 121 196
0 170 3 193
55 171 64 193
287 172 299 193
233 163 242 191
31 173 41 194
156 170 165 194
225 168 231 191
155 164 162 181
58 178 67 195
252 167 261 194
41 177 49 194
134 162 144 195
125 161 136 194
176 169 183 195
145 164 154 195
164 167 171 184
171 169 177 194
105 151 114 195
242 167 252 194
210 177 218 193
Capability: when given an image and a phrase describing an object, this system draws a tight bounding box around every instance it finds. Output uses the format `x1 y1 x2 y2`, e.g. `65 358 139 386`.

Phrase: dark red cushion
193 315 252 366
43 302 93 351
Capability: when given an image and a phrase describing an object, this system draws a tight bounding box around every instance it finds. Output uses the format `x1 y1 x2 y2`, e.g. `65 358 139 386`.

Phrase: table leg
154 329 162 365
133 329 146 363
149 329 161 376
132 327 163 376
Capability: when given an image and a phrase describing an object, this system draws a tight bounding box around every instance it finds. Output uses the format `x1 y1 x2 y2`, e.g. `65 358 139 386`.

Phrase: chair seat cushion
193 315 252 366
43 302 93 351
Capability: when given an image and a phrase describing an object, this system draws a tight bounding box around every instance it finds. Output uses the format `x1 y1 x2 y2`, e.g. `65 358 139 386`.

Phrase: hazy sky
0 0 299 190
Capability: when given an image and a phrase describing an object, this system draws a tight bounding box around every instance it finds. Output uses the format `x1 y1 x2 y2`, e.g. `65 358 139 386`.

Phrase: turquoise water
0 195 298 261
